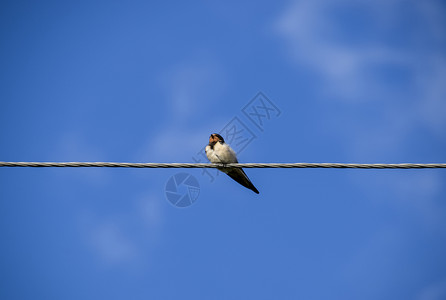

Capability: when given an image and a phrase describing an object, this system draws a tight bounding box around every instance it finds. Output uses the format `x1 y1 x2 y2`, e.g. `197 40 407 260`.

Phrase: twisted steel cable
1 162 445 169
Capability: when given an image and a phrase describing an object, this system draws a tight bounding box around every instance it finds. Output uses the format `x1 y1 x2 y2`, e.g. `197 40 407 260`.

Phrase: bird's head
209 133 224 144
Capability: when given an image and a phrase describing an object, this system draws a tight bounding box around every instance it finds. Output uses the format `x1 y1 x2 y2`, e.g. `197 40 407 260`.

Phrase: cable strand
1 162 445 169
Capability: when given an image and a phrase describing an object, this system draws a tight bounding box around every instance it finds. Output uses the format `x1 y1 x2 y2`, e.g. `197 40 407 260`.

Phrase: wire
0 162 445 169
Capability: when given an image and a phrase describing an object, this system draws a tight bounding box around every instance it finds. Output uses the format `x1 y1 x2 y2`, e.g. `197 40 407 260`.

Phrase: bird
205 133 259 194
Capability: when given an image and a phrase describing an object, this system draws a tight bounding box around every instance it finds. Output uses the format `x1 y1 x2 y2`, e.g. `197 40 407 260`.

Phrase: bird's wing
224 168 259 194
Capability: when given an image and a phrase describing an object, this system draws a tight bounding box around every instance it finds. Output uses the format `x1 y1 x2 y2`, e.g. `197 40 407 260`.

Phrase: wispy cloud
159 58 225 121
338 228 403 293
52 132 111 185
137 194 165 230
417 278 446 300
88 222 139 265
274 0 446 229
274 0 446 147
134 125 216 162
80 194 165 268
359 171 445 228
274 0 403 99
135 58 225 161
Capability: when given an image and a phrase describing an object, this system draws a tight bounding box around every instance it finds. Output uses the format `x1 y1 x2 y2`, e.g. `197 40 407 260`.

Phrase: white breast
206 142 238 164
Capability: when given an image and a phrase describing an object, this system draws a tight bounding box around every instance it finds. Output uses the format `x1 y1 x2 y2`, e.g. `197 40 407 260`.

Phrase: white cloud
274 0 400 99
417 278 446 300
274 0 446 227
52 132 111 185
135 58 226 162
347 170 445 231
53 132 104 160
274 0 446 147
274 0 446 108
80 194 165 267
391 172 445 226
338 228 403 290
137 194 165 230
415 55 446 136
88 222 139 265
134 125 215 162
159 58 225 121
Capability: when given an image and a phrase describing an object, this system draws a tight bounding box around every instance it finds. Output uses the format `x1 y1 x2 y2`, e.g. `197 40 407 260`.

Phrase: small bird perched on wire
205 133 259 194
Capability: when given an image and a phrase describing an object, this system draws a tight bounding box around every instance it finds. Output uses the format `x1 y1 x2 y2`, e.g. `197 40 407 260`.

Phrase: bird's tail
223 168 260 194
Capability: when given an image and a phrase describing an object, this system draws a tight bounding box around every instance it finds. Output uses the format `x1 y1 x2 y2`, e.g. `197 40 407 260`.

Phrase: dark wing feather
223 168 260 194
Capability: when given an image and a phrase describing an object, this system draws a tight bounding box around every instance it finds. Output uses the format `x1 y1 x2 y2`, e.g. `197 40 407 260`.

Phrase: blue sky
1 0 446 299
